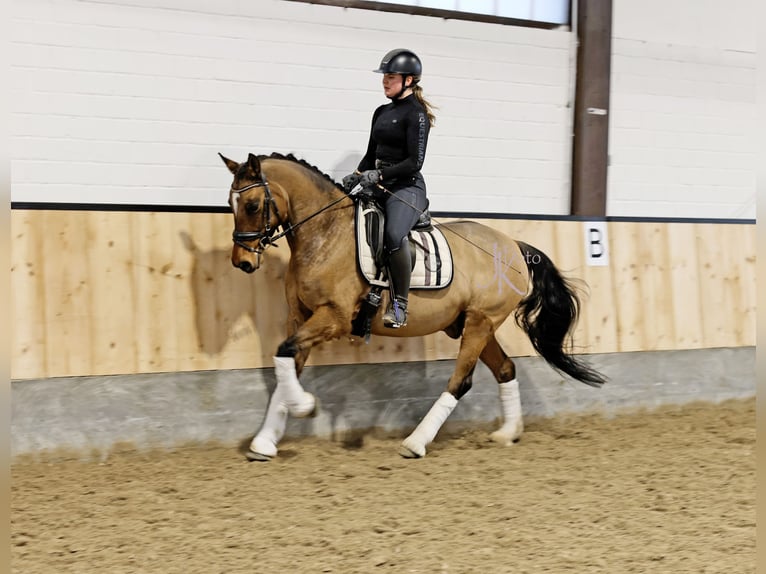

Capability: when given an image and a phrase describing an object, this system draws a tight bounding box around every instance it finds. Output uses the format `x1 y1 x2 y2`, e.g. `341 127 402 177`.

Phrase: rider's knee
386 234 409 255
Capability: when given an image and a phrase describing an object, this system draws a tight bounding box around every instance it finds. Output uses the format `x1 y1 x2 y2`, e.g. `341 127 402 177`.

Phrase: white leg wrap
490 379 524 445
273 356 316 417
401 392 458 457
250 385 288 458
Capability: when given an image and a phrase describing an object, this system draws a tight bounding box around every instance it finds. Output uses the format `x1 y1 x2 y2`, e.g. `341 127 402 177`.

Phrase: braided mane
260 152 344 192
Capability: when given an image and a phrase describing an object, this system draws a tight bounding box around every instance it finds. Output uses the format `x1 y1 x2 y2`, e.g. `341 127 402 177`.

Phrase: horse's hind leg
400 311 494 458
480 335 524 446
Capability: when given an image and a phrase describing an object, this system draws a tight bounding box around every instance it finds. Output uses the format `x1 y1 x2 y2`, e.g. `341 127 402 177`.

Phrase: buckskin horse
219 152 606 461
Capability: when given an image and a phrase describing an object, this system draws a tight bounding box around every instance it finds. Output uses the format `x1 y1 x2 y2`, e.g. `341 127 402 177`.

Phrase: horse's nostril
238 261 254 273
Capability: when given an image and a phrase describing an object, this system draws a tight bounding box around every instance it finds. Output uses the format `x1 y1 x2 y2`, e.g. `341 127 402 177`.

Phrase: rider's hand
342 171 362 192
359 169 381 187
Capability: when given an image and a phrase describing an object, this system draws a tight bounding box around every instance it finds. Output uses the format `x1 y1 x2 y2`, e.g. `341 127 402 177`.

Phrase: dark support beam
571 0 613 216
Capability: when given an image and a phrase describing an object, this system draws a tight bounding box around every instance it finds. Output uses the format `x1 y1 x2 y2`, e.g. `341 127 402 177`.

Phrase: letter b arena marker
584 221 609 266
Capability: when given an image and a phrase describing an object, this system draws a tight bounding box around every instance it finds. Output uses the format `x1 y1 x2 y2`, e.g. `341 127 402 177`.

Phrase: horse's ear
246 153 262 177
219 153 239 175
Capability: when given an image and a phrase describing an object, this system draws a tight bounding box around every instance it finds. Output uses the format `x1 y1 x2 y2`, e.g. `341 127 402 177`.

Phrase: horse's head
220 153 289 273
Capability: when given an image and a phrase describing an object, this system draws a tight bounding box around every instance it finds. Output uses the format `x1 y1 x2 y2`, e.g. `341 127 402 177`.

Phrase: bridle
230 171 352 263
230 173 285 258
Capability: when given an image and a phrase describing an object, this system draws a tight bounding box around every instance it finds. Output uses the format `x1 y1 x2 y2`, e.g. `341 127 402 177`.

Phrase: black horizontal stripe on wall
10 202 756 225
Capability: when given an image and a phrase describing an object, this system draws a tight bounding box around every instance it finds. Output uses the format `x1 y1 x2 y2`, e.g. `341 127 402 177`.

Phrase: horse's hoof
398 442 425 459
246 449 273 462
489 431 513 446
489 423 524 446
249 435 278 459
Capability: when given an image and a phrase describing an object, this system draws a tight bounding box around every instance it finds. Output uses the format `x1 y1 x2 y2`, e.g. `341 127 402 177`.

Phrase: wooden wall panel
666 224 704 349
10 211 756 380
637 223 677 351
606 223 641 352
11 212 48 376
86 212 138 375
695 224 735 348
739 224 757 346
43 211 94 375
704 223 756 347
130 212 185 373
171 213 203 372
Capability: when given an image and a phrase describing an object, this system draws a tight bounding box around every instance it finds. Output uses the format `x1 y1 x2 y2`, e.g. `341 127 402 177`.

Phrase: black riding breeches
383 181 428 253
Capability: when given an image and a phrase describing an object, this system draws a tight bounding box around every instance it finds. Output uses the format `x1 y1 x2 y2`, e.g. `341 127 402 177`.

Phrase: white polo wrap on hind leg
273 356 316 417
250 385 288 458
490 379 524 445
401 392 458 457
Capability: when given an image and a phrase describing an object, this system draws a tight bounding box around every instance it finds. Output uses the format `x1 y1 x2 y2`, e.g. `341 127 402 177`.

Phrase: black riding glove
342 171 362 192
359 169 381 187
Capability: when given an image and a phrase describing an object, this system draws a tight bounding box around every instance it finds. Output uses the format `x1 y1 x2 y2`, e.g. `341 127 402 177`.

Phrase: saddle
351 198 453 339
354 198 453 290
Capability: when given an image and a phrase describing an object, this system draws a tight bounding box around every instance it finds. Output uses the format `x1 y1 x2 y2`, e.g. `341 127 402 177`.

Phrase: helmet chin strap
388 74 412 100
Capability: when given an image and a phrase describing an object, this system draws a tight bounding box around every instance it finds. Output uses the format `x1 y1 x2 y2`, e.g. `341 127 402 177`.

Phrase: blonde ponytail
412 81 437 127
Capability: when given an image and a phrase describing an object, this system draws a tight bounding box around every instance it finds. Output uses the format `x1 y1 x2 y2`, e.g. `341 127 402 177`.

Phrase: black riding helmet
374 49 422 99
374 48 422 75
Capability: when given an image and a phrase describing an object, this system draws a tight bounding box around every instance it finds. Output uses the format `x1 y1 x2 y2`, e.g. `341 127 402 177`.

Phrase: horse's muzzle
235 259 256 274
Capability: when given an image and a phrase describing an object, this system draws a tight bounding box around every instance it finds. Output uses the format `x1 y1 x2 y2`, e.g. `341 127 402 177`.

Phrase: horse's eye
245 201 260 215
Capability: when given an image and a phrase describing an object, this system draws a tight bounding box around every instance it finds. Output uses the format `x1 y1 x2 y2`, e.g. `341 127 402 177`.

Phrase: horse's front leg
247 385 290 461
248 304 349 461
399 311 494 458
248 281 312 461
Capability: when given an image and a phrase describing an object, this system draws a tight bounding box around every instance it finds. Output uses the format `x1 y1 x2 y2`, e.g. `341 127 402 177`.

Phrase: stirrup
383 297 408 328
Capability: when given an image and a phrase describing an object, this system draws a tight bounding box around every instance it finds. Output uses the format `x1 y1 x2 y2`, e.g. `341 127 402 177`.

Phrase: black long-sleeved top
357 94 430 185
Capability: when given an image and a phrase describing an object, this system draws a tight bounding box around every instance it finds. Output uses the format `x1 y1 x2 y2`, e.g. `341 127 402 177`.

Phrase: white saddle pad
355 202 453 290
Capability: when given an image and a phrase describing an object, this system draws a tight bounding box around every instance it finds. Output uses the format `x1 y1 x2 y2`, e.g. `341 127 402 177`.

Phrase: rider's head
374 49 422 100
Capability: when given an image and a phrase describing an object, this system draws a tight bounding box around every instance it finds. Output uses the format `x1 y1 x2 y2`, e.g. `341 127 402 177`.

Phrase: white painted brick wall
11 0 757 218
10 0 575 215
608 0 756 218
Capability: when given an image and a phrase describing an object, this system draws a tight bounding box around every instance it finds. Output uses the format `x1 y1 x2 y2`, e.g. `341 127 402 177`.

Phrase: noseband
230 173 283 256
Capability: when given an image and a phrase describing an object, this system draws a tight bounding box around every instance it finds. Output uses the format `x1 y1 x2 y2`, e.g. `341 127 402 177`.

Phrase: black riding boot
383 243 412 328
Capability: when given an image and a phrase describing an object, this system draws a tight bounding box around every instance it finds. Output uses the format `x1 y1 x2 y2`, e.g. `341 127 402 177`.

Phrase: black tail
514 241 606 388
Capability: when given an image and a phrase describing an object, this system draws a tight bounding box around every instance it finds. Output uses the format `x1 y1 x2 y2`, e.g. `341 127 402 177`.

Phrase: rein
230 172 351 260
232 174 522 276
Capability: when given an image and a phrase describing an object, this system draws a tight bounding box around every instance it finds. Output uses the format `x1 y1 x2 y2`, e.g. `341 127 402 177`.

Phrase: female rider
343 48 437 328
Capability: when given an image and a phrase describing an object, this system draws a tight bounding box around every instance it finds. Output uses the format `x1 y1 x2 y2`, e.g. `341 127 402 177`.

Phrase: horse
219 152 606 461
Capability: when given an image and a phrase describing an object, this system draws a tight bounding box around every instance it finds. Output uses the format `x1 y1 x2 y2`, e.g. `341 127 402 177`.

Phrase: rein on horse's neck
264 160 352 248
